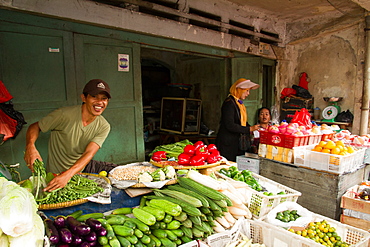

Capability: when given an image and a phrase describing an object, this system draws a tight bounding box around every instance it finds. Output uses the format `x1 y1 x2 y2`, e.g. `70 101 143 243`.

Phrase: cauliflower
164 166 176 179
158 170 166 181
138 172 153 183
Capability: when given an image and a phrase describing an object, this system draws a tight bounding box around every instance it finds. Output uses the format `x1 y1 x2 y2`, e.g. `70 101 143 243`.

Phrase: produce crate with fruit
293 141 366 174
216 166 301 219
254 204 370 247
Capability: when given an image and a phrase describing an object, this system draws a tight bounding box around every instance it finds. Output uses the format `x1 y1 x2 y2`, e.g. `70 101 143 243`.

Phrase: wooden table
259 158 366 221
159 131 217 145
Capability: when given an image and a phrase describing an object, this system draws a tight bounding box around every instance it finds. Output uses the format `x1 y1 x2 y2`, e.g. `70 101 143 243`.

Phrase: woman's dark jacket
216 96 252 162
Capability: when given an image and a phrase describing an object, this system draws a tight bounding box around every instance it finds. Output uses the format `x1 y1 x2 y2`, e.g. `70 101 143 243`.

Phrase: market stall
1 133 370 247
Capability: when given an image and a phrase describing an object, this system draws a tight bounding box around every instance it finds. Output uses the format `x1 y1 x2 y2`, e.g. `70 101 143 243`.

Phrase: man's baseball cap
83 79 111 98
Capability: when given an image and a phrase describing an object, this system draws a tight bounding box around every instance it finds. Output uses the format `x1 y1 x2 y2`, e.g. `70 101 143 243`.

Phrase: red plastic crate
284 135 309 149
259 131 285 147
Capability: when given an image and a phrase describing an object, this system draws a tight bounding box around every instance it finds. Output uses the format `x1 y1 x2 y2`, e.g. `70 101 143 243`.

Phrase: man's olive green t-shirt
38 105 110 174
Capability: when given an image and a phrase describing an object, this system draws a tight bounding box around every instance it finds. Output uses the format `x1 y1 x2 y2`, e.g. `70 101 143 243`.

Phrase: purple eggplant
71 235 83 246
95 227 107 236
59 227 73 244
54 216 66 228
57 244 70 247
79 242 91 247
44 219 60 245
84 231 97 242
85 218 102 231
66 216 91 236
89 241 97 246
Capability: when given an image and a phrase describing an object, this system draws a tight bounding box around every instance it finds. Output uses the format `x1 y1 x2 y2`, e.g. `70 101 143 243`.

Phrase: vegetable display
218 166 263 191
149 140 193 160
151 140 222 166
138 166 176 183
44 215 108 246
0 177 45 246
36 174 104 205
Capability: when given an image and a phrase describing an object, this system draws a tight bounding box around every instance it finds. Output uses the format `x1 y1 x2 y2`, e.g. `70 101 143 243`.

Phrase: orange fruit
331 147 341 155
335 140 345 147
318 141 327 147
324 140 336 150
347 146 355 154
322 148 331 154
312 145 323 152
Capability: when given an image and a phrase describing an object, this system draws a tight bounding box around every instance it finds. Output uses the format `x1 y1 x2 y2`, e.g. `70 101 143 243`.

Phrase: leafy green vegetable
149 139 193 159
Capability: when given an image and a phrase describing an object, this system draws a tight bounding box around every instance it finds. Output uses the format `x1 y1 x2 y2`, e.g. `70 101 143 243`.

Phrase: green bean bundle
36 174 104 205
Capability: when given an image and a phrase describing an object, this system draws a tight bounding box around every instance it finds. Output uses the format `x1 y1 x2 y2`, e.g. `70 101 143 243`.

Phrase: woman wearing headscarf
216 78 261 161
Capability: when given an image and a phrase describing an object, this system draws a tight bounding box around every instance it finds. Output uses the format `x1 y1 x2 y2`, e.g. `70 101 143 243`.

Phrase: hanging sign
118 54 129 72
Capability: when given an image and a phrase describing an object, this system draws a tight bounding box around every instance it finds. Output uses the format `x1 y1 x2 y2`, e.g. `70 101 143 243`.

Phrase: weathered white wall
279 21 366 134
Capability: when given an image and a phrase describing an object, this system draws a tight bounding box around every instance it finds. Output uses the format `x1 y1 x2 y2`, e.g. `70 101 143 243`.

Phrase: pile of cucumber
45 176 232 247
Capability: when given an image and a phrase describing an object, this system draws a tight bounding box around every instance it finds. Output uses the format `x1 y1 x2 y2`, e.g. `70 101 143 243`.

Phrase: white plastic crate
307 134 322 145
216 172 302 219
247 213 370 247
293 144 366 174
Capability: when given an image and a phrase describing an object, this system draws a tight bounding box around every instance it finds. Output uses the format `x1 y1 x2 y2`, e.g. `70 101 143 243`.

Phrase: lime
99 170 108 177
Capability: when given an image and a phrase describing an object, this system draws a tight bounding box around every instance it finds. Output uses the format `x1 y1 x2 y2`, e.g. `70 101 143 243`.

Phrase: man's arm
24 122 43 172
44 141 100 192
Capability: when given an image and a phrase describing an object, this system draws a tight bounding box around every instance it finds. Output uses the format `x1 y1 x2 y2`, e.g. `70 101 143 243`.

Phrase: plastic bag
265 201 313 228
291 108 312 129
280 88 296 99
336 110 353 123
270 105 280 124
0 102 27 141
0 81 13 103
292 85 312 99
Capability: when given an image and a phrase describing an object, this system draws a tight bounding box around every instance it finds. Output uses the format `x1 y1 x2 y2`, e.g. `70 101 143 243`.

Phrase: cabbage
0 232 9 247
7 213 44 247
0 180 38 237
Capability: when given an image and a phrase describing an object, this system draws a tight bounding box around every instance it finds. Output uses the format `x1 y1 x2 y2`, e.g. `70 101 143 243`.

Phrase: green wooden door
74 34 144 164
231 57 263 125
0 22 76 179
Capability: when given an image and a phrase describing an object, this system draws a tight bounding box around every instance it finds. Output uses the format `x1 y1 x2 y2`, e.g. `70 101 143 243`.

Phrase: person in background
251 107 272 153
24 79 117 191
216 78 261 161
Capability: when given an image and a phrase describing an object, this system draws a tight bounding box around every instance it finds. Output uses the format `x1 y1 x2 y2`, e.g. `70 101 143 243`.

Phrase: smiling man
24 79 117 191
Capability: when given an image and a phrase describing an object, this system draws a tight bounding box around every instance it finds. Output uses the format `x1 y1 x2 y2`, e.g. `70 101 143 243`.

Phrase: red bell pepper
195 147 209 159
189 155 206 166
193 141 205 150
177 153 191 166
183 144 196 156
210 149 220 157
151 151 167 162
207 144 218 153
206 153 220 164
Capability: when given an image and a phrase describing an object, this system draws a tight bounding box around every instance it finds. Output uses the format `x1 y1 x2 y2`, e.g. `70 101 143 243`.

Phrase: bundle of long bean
32 159 47 199
36 174 104 205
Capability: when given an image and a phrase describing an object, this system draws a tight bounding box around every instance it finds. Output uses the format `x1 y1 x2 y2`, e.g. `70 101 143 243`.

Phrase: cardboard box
340 214 370 232
236 155 260 174
341 185 370 214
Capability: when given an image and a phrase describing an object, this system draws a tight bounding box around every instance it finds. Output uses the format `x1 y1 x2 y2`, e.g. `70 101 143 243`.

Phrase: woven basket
19 173 110 210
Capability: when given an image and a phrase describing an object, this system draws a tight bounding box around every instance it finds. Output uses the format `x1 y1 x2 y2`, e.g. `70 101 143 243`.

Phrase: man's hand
24 146 42 173
44 172 72 192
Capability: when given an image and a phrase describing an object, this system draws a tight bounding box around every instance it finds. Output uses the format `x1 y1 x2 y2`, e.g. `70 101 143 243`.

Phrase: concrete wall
279 22 366 133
